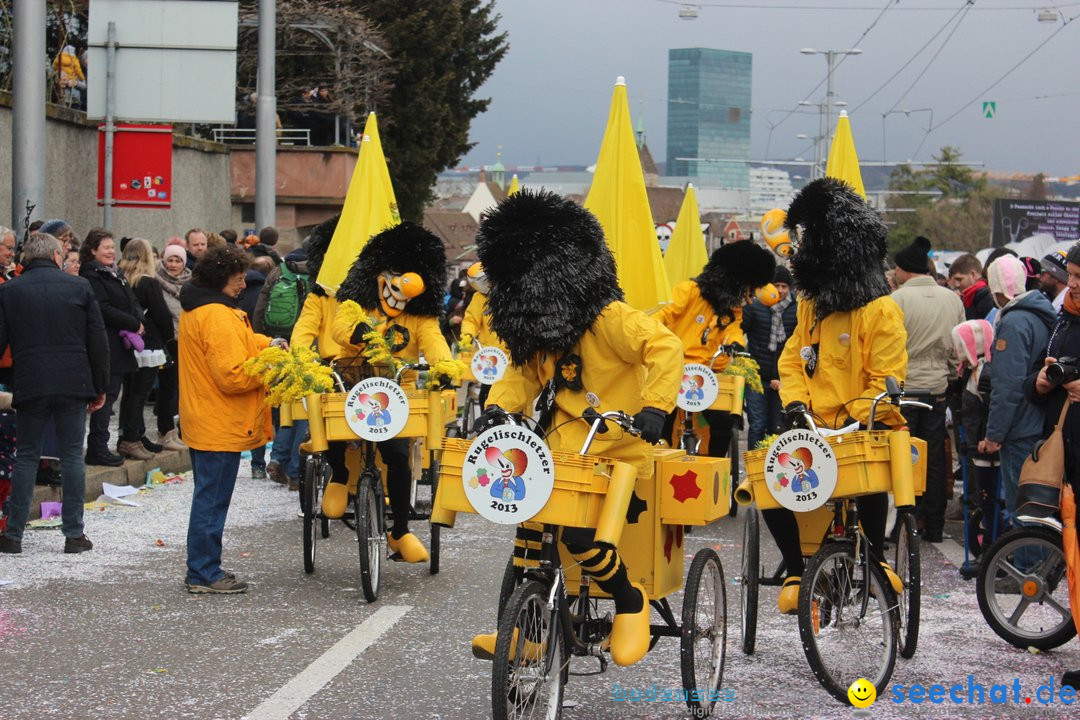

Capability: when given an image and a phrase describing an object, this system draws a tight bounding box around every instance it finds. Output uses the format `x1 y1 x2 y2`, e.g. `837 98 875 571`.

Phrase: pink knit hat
951 319 994 369
163 244 187 262
986 255 1027 301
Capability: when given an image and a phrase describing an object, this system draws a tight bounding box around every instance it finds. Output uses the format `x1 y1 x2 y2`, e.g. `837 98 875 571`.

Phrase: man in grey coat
892 236 966 542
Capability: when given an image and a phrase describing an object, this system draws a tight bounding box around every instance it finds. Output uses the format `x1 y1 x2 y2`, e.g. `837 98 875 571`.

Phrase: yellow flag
825 110 866 200
507 174 520 196
584 77 670 311
663 183 708 286
317 112 400 292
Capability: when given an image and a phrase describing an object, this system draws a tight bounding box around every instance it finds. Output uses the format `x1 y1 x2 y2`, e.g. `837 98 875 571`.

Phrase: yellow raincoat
489 302 683 477
290 293 342 361
778 295 907 429
332 305 451 386
460 293 507 352
656 280 744 371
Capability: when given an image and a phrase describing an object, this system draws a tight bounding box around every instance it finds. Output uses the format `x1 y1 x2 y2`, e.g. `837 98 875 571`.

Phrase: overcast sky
461 0 1080 177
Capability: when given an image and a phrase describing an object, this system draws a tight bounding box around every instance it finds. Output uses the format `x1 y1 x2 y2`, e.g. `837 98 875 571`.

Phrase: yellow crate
710 374 745 415
436 438 621 529
657 454 731 526
312 389 444 445
740 431 927 511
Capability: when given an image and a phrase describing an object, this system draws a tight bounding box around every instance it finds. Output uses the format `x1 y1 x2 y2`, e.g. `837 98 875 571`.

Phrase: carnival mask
378 271 424 317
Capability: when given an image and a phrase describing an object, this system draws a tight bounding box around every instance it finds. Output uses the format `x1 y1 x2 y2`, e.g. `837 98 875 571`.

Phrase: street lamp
797 99 847 179
801 48 861 177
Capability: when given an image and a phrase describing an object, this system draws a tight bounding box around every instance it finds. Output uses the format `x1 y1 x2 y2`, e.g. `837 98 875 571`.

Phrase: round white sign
471 346 509 386
462 426 555 524
763 429 838 512
344 377 410 441
676 363 720 412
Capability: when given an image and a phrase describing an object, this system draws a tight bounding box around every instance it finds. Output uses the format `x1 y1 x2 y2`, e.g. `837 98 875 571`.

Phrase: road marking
245 605 412 720
935 535 967 569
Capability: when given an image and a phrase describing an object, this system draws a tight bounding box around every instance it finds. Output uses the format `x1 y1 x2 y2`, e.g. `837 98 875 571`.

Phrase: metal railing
212 127 311 146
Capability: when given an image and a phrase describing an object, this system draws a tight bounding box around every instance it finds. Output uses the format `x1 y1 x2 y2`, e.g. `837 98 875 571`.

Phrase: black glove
349 322 373 345
582 407 609 434
632 407 667 445
474 405 507 434
782 401 809 431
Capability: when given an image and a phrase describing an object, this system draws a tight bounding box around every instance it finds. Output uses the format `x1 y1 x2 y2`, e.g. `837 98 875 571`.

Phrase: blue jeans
186 449 241 585
3 397 87 541
998 435 1040 526
269 409 307 478
746 386 783 451
250 444 267 471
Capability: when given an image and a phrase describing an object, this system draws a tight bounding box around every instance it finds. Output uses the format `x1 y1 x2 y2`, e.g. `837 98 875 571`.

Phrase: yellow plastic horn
889 429 916 508
734 479 755 506
755 283 780 307
760 208 791 257
594 460 637 547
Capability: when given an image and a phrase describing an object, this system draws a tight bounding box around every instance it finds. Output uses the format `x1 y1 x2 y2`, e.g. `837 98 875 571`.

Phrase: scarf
155 261 190 300
961 279 988 309
1065 289 1080 319
768 294 793 351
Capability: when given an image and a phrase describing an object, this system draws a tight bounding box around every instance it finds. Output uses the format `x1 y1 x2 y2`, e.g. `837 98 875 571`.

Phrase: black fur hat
785 178 890 319
476 189 624 365
303 214 337 293
695 241 776 325
335 221 446 317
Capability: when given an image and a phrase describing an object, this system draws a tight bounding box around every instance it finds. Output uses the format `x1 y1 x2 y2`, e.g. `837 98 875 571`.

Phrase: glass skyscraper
666 48 752 189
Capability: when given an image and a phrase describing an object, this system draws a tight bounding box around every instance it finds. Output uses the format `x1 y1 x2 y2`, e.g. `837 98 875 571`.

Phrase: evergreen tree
356 0 508 222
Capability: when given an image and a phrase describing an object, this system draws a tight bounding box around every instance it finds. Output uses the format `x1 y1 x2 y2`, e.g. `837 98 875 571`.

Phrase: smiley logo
848 678 876 708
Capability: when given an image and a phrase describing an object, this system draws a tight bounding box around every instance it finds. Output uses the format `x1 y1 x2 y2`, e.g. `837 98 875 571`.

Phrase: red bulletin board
97 124 173 208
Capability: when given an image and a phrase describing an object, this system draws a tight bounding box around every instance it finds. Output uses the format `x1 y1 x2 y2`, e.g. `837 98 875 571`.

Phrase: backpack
262 262 309 336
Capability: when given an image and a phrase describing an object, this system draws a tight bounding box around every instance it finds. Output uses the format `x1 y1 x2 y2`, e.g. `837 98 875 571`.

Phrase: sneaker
266 461 288 485
64 534 93 554
85 451 125 467
117 440 153 461
0 535 22 554
141 436 164 453
186 575 248 594
158 429 186 452
251 465 267 480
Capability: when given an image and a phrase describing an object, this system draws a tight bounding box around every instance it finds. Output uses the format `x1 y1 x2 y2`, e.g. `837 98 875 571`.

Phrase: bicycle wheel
355 470 383 603
429 457 441 575
894 511 920 659
498 555 523 616
681 548 727 718
739 509 760 655
492 579 566 720
798 542 898 704
976 526 1075 650
728 429 740 517
301 455 323 575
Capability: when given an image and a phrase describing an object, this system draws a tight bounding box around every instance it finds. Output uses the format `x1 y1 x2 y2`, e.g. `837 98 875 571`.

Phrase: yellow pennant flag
825 110 866 200
584 77 670 311
317 112 400 292
663 183 708 287
507 174 520 196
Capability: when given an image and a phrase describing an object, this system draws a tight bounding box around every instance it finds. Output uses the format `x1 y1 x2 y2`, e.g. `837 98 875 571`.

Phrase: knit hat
163 244 187 263
1020 257 1042 291
40 219 71 237
773 265 792 286
893 236 932 274
951 319 994 368
986 255 1027 301
1042 250 1069 283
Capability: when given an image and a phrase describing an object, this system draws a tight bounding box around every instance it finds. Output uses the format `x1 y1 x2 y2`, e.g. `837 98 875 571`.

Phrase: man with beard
469 190 683 667
657 240 776 456
768 178 907 613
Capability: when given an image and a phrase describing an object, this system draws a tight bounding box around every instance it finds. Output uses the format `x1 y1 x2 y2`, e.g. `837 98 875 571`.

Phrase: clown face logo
676 363 719 412
470 346 508 385
344 377 410 440
763 429 838 511
462 426 555 524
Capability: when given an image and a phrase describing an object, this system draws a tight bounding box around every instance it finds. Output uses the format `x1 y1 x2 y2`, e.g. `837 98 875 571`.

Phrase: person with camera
1027 243 1080 692
979 255 1054 525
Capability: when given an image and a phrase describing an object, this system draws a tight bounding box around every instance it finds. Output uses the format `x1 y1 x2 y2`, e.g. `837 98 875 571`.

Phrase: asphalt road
1 459 1078 720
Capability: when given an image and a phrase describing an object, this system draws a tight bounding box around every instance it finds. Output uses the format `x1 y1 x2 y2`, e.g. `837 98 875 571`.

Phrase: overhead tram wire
911 8 1079 158
850 0 973 115
885 0 975 114
655 0 1080 10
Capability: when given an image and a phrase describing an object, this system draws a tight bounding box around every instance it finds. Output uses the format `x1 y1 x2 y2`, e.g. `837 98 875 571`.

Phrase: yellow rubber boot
471 631 498 660
321 481 348 519
610 583 650 667
778 576 800 615
471 629 545 663
881 562 904 594
387 532 429 563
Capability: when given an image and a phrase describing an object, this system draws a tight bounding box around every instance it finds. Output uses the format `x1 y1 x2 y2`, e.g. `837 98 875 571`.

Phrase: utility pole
801 48 861 179
12 0 47 242
255 0 276 231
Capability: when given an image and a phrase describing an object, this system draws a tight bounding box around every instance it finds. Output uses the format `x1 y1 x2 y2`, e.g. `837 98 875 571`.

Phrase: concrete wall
1 93 232 247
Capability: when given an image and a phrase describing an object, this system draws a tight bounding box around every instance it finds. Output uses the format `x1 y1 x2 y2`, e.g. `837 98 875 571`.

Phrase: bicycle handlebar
580 410 640 455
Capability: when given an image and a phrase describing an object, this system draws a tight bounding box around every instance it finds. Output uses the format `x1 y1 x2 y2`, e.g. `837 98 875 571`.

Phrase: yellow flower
723 355 763 394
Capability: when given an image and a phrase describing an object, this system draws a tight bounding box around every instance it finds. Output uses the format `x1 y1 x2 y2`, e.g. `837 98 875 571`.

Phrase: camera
1046 356 1080 386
